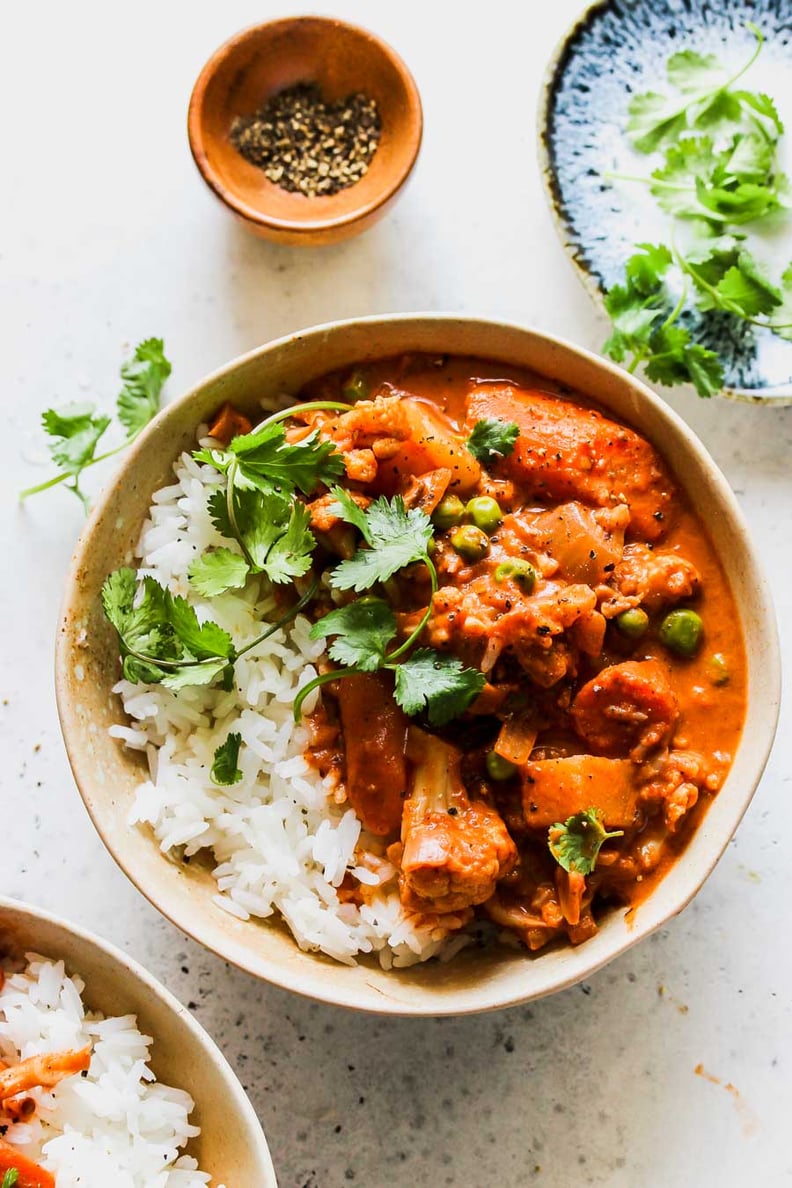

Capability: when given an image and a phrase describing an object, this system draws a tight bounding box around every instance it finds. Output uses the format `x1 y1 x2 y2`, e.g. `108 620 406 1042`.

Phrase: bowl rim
535 0 792 406
55 312 781 1015
187 15 423 235
0 893 276 1184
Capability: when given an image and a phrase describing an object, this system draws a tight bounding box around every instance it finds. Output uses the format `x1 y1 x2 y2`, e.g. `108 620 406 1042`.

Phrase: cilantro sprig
21 338 171 508
294 493 485 725
603 24 792 397
192 401 350 595
102 568 318 691
548 808 624 877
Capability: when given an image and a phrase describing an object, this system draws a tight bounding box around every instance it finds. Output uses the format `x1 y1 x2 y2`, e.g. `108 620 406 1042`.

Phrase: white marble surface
1 2 790 1184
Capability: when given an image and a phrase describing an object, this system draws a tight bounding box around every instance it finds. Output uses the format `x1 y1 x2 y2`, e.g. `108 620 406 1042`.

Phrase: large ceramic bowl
55 315 780 1015
0 897 276 1186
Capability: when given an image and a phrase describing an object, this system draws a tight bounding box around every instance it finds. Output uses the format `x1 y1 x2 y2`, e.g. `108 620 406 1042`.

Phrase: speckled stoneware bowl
0 897 276 1186
539 0 792 403
55 315 780 1016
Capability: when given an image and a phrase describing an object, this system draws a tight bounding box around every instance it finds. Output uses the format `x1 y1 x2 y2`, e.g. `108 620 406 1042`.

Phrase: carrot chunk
466 384 675 540
207 402 253 446
336 672 408 836
521 755 640 830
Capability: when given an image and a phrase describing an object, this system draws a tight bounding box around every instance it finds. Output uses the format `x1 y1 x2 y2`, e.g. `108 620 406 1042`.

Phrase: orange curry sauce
293 354 747 952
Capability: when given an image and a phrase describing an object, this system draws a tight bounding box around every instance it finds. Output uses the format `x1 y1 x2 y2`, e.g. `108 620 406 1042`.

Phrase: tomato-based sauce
292 354 747 952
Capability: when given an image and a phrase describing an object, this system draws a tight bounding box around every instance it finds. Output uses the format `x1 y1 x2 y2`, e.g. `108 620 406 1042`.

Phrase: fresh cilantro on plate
548 808 624 876
603 24 792 397
22 338 171 508
465 418 520 464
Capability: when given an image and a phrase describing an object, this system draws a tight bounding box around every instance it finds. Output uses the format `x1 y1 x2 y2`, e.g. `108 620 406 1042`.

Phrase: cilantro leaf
310 598 398 672
101 566 138 634
42 404 111 477
643 325 724 399
548 808 623 876
733 89 784 136
627 91 688 154
263 501 315 584
208 487 317 586
211 732 243 785
188 548 250 597
466 418 520 464
330 496 434 592
162 658 231 691
327 485 370 537
116 338 171 437
393 649 486 725
666 49 726 95
101 570 235 689
209 422 345 496
167 595 235 660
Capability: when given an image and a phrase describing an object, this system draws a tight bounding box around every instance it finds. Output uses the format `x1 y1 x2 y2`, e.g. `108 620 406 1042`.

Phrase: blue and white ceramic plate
539 0 792 403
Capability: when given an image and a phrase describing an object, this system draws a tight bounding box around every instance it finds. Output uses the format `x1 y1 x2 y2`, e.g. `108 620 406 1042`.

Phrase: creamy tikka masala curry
212 354 746 953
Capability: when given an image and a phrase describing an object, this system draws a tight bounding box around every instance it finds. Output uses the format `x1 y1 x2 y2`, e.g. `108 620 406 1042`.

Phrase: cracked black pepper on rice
230 83 381 197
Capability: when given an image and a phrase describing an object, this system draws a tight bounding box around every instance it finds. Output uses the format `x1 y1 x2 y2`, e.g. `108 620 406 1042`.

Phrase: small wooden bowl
0 897 276 1187
188 17 423 245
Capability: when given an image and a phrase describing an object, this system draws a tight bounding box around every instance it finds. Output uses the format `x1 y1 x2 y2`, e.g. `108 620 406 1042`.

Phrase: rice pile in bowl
0 952 219 1187
111 452 468 968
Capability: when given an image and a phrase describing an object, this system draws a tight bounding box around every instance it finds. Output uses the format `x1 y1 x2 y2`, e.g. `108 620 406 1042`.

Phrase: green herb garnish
295 493 485 724
548 808 624 876
2 1170 20 1188
211 732 243 785
102 568 318 691
604 24 792 397
465 418 520 464
193 401 350 595
21 338 171 507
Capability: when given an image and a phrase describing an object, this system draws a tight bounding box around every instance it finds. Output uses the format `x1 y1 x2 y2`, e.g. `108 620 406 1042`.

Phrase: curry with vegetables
103 353 747 955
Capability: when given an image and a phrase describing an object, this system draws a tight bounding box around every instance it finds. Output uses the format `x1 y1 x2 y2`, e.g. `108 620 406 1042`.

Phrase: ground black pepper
230 83 381 196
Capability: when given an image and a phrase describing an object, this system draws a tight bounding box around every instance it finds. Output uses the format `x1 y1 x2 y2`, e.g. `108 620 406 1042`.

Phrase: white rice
0 952 221 1187
112 452 465 968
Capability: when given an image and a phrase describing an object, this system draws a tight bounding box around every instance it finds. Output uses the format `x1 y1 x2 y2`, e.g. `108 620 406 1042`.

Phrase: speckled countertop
1 2 790 1185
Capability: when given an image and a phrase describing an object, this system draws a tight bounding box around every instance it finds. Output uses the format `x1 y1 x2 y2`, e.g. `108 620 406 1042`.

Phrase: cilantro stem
293 666 362 722
19 441 128 500
384 555 439 662
235 578 319 659
225 458 256 570
253 400 353 433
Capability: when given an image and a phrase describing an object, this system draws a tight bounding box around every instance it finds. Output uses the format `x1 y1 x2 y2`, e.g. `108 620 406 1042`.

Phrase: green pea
450 525 489 562
486 750 518 781
707 652 730 686
615 607 649 639
494 558 537 594
659 608 703 657
432 495 466 530
466 495 503 534
341 370 370 402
